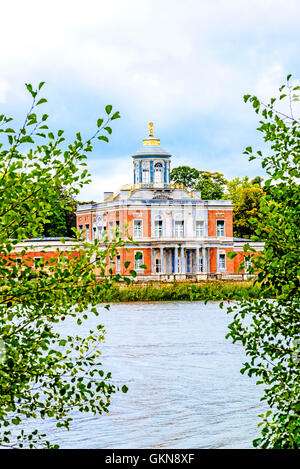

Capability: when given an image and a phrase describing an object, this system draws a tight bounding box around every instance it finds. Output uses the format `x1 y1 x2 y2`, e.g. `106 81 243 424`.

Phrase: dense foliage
40 190 77 238
0 83 133 448
226 75 300 449
224 176 265 238
170 165 265 237
100 281 263 302
170 167 227 199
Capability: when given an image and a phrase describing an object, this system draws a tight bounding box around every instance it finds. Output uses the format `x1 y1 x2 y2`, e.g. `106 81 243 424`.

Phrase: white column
174 247 179 273
202 247 206 273
151 249 155 274
160 247 164 274
196 248 200 273
181 247 185 274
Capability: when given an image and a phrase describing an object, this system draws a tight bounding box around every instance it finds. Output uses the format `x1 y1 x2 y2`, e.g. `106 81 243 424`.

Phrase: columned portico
151 245 212 277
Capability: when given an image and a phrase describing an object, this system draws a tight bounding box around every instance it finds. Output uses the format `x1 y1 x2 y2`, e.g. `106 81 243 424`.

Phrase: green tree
170 166 227 199
225 176 254 204
0 82 133 448
41 189 77 238
232 186 264 238
194 170 227 199
226 75 300 449
170 165 199 189
225 176 265 237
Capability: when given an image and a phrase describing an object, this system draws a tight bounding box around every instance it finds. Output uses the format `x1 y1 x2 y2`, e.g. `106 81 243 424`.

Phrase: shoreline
102 280 266 303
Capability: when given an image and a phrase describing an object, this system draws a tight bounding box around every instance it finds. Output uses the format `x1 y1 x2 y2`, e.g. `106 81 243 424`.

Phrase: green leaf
104 126 112 134
111 111 121 120
12 417 21 425
97 118 103 128
121 385 128 393
98 135 109 143
227 251 237 260
105 105 112 115
36 98 47 105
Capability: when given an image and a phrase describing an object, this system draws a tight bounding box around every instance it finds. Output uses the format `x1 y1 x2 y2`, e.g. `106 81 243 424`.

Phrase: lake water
33 301 265 449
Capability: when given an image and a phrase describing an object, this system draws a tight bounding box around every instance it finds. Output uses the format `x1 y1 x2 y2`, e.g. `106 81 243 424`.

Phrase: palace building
76 123 263 280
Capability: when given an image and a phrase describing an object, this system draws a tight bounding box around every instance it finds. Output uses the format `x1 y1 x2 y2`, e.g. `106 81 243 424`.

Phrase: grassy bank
103 280 264 302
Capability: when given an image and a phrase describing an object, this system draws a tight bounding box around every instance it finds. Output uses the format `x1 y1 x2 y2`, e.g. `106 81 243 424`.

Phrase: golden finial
143 122 160 145
149 121 154 137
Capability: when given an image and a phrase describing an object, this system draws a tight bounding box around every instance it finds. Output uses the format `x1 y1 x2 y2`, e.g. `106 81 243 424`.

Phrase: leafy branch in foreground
226 74 300 449
0 82 130 449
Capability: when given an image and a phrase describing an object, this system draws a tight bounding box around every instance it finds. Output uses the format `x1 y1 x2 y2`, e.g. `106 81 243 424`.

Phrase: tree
226 75 300 449
225 176 254 205
195 170 227 199
41 189 77 238
170 165 199 189
0 82 132 448
224 176 265 237
170 166 227 199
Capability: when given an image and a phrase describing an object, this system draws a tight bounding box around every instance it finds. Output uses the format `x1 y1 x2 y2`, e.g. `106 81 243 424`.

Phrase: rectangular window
155 258 161 273
217 220 225 237
134 252 143 270
93 227 96 239
196 220 204 237
175 220 184 237
85 224 90 240
116 255 121 273
134 220 143 238
154 220 163 237
219 253 226 271
79 224 83 231
109 221 114 238
142 169 150 183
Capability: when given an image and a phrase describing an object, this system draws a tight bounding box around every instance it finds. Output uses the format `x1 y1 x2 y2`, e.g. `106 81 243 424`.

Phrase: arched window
154 162 163 183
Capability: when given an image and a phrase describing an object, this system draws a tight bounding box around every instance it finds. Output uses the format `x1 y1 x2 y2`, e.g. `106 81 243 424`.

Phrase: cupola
131 123 172 186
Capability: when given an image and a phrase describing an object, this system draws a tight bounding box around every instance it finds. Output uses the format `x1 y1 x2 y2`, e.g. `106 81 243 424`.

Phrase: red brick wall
121 247 151 275
209 248 217 273
125 209 151 238
208 210 233 237
77 213 92 239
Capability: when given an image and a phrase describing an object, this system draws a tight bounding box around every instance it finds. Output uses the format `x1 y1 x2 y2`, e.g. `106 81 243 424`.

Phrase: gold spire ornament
143 121 160 145
149 121 154 137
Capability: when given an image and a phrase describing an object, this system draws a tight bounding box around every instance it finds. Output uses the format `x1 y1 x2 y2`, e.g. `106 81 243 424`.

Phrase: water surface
30 301 265 448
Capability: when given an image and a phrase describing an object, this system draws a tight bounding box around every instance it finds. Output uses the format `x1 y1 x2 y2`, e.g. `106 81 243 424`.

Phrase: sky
1 0 299 201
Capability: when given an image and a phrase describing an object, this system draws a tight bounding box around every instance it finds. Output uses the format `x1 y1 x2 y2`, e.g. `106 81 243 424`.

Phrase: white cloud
1 0 299 200
1 0 299 116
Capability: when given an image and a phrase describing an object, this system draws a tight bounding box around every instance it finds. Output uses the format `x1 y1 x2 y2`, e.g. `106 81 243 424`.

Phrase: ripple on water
20 301 266 449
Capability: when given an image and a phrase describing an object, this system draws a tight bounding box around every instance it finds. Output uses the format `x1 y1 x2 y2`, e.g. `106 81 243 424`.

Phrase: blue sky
1 0 300 200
